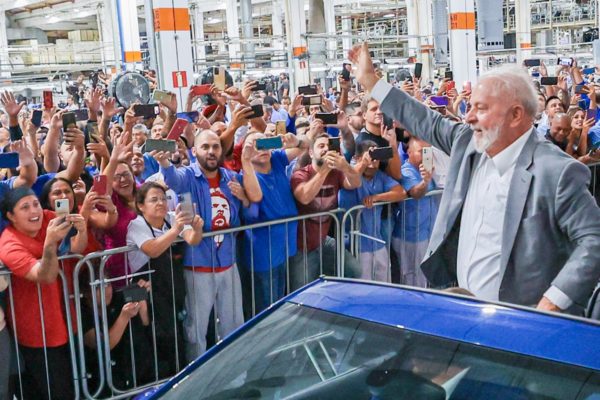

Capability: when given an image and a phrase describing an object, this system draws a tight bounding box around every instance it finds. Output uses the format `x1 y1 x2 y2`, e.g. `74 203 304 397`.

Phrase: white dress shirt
457 129 532 300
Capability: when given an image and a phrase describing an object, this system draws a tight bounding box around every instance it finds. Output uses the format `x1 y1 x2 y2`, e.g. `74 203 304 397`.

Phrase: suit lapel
499 133 537 280
446 142 480 233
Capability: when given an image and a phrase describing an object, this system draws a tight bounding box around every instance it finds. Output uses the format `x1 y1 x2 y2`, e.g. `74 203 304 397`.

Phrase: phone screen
31 110 43 127
414 63 423 79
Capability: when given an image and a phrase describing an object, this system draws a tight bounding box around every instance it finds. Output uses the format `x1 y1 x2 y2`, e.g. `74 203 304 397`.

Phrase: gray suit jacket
378 86 600 307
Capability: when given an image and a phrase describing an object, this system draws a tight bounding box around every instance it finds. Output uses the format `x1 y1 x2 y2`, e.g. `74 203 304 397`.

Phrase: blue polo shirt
339 171 399 253
393 162 439 242
240 150 298 271
161 163 242 268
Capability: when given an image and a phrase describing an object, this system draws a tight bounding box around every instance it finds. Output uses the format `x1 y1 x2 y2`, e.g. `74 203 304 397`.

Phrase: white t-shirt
126 214 190 273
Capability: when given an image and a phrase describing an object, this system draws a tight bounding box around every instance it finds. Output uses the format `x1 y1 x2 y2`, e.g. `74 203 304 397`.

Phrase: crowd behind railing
1 53 600 399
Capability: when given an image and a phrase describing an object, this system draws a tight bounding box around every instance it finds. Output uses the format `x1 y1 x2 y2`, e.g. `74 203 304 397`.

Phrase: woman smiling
0 187 87 399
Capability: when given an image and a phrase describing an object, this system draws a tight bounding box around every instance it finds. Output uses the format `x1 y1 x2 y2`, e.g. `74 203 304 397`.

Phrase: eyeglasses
114 172 132 181
146 196 167 204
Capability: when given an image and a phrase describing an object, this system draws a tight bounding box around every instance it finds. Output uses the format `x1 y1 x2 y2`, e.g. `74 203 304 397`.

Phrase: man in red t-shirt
290 133 362 290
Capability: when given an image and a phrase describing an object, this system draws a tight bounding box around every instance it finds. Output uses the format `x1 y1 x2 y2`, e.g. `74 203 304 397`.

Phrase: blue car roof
287 279 600 371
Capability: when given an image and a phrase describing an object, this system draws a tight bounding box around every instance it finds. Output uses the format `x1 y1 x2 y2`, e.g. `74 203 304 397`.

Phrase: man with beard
155 129 262 360
290 133 362 290
349 42 600 314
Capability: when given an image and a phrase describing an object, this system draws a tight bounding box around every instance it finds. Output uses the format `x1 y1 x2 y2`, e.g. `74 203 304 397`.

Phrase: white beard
472 125 500 153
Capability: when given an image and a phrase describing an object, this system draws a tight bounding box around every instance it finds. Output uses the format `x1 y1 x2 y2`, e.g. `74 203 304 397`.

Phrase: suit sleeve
552 160 600 306
371 80 467 156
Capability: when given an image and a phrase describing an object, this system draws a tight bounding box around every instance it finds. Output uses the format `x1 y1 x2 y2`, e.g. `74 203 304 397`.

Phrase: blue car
139 278 600 399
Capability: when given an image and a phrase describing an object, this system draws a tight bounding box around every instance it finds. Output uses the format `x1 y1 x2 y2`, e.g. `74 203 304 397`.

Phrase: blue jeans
253 265 286 313
288 236 361 291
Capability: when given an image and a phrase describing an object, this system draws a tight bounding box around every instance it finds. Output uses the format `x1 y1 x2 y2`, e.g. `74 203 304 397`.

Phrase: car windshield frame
155 302 600 400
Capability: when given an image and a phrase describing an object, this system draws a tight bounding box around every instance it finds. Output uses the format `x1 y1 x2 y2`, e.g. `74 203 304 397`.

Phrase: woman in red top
0 187 87 400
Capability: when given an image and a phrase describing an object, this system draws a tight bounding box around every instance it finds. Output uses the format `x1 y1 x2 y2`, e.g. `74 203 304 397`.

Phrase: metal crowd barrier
341 190 443 285
0 209 352 400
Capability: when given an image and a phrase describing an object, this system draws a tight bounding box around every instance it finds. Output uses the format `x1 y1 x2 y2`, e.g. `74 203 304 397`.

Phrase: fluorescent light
48 16 60 23
383 13 395 18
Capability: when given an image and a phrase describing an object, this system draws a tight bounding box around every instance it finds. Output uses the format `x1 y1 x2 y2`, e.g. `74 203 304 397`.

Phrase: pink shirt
105 192 138 287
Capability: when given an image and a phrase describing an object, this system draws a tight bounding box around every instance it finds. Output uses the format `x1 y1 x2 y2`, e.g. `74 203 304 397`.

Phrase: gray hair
551 112 570 124
479 65 538 119
132 123 148 134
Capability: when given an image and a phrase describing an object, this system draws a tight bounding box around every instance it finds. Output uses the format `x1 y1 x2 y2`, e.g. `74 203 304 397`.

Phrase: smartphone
383 114 394 130
446 81 456 91
540 77 558 86
255 136 283 150
55 198 70 216
31 109 43 127
558 57 573 67
302 95 321 106
247 104 264 119
176 111 200 123
145 138 177 153
213 67 226 90
369 146 394 161
92 175 107 196
152 90 172 103
0 152 19 169
177 192 195 216
422 147 434 172
87 121 101 143
298 85 318 95
587 108 597 120
62 112 77 130
329 137 341 153
414 63 423 79
133 104 160 118
73 108 89 122
583 67 596 75
524 59 541 67
120 285 148 303
9 126 22 141
463 81 472 92
575 85 587 94
167 118 188 140
275 120 286 135
252 82 266 91
430 96 449 107
341 63 351 81
315 112 337 125
445 70 453 80
43 90 53 109
190 84 212 96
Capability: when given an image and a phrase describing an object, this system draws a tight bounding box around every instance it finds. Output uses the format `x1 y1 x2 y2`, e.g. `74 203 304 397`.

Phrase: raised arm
349 42 466 156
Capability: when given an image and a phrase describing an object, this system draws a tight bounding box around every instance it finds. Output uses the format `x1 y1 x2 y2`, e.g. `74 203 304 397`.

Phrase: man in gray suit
349 43 600 312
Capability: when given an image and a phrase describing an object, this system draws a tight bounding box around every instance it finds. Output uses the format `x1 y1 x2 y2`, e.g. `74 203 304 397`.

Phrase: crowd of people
0 43 600 399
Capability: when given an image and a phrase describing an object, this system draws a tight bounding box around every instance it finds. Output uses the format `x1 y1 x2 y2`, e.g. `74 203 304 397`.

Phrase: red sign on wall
172 71 188 88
